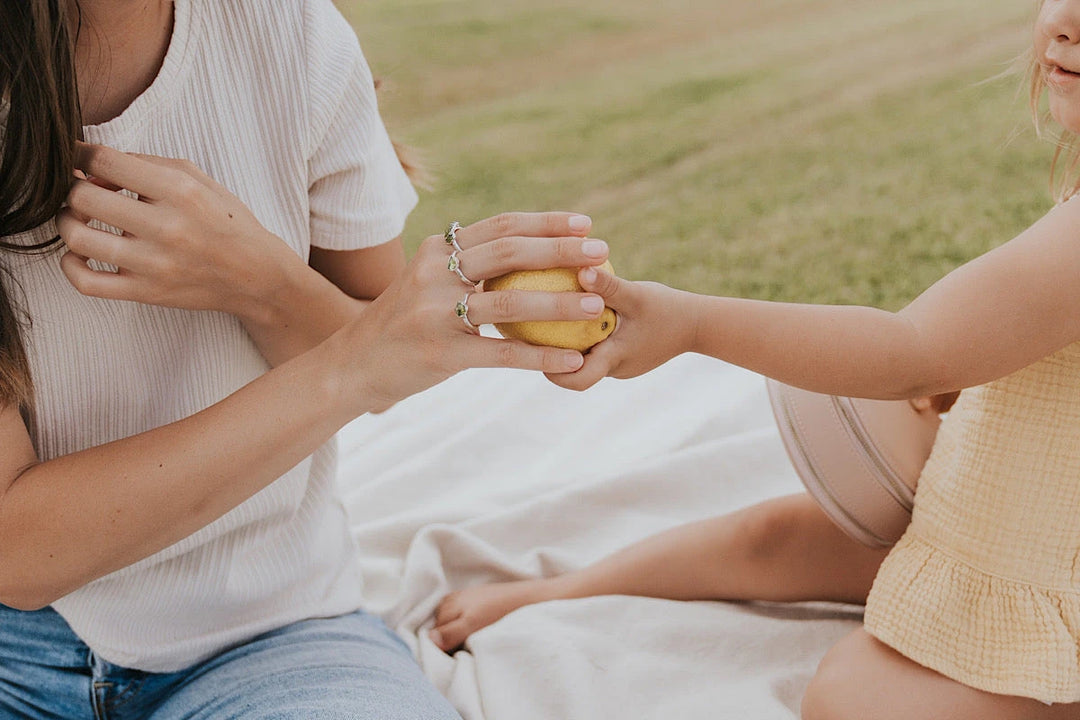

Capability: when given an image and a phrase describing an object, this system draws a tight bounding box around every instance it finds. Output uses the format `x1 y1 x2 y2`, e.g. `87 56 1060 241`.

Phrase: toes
434 594 463 625
431 616 475 653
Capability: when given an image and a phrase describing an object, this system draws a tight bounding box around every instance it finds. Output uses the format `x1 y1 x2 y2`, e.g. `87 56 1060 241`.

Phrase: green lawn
342 0 1052 309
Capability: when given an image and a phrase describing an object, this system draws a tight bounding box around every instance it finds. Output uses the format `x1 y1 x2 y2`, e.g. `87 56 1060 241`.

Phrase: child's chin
1049 100 1080 136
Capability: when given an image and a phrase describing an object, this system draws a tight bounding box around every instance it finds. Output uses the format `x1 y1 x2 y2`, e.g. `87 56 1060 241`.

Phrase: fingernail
429 629 443 646
564 352 584 371
581 239 607 258
581 267 598 284
568 215 591 232
581 295 604 314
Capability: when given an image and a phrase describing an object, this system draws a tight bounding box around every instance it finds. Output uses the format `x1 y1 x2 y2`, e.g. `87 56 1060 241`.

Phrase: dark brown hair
0 2 422 420
0 0 82 418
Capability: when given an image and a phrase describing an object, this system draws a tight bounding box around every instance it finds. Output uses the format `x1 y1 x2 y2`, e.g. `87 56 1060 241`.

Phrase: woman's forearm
234 241 404 367
0 334 361 610
238 253 369 367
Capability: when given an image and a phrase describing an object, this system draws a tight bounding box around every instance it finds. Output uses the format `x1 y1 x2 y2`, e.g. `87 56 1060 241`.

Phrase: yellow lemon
484 260 617 352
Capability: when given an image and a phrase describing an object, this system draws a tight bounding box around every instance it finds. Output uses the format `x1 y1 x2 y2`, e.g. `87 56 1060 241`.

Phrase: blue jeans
0 604 460 719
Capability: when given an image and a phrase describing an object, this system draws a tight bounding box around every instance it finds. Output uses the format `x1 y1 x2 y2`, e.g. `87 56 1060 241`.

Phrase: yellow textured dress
864 341 1080 704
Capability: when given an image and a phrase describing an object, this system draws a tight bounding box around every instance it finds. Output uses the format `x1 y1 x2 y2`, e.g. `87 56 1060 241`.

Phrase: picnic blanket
337 350 865 719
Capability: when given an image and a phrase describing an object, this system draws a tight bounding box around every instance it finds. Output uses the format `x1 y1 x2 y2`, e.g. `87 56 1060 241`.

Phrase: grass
341 0 1053 309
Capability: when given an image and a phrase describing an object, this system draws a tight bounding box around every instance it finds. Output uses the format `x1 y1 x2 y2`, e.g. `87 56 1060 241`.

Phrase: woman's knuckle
413 258 442 286
68 270 98 297
495 342 519 367
173 175 203 203
154 255 181 277
86 145 112 174
554 237 577 263
59 221 85 248
66 180 90 207
491 291 518 320
491 212 518 236
557 294 580 319
544 212 566 235
419 235 445 257
490 236 516 263
160 216 187 242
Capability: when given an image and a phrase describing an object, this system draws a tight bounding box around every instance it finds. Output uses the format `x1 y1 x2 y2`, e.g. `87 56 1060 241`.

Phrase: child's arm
552 198 1080 398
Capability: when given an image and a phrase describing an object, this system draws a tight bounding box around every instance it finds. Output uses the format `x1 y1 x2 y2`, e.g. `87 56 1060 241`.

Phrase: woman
0 0 609 717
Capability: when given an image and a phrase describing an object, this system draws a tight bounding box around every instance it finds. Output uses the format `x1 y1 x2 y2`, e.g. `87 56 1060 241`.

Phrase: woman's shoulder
187 0 364 94
190 0 357 53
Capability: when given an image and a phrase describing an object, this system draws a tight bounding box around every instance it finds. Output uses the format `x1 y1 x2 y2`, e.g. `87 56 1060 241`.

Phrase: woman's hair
0 4 422 422
1029 0 1080 202
0 0 81 419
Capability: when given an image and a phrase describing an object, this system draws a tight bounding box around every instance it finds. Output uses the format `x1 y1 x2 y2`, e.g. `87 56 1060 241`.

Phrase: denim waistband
0 603 90 669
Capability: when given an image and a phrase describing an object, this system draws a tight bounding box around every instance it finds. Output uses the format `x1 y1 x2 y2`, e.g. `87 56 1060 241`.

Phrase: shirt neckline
82 0 194 143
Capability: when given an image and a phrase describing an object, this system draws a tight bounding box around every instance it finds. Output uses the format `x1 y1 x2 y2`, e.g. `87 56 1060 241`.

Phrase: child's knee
734 494 814 562
801 668 842 720
801 636 864 720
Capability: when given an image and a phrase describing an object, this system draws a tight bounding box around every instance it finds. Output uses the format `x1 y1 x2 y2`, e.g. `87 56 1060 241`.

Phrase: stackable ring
447 250 477 286
444 221 464 252
454 292 478 331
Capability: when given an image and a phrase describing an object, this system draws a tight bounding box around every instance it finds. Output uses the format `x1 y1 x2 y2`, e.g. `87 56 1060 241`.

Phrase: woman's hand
333 212 612 411
57 143 303 317
545 264 698 392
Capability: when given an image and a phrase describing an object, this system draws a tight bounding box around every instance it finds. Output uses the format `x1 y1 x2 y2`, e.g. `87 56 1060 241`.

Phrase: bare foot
430 578 563 652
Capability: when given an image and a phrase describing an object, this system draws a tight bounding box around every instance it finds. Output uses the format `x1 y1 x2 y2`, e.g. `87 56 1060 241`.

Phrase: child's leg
431 492 889 652
802 628 1080 720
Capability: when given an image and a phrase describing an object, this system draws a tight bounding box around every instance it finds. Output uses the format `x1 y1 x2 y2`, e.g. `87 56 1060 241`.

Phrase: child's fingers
578 264 626 303
546 343 614 391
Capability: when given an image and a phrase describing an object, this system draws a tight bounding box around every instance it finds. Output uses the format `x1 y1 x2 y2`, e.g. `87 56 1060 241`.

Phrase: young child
432 1 1080 717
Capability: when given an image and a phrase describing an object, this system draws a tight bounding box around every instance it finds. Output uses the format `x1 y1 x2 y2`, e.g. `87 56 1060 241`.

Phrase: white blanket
338 352 864 719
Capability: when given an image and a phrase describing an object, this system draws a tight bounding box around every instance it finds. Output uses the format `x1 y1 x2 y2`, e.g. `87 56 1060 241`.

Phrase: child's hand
545 264 697 391
909 391 960 414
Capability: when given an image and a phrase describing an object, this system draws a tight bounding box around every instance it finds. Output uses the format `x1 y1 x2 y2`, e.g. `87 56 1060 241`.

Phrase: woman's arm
0 342 357 610
236 241 406 366
2 211 608 610
64 146 413 367
552 198 1080 398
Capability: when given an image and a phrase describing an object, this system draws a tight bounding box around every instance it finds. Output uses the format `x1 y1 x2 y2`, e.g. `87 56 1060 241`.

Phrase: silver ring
454 292 478 331
447 250 477 286
444 221 463 252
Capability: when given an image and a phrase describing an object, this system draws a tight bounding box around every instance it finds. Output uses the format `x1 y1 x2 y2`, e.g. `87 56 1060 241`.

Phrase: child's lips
1048 64 1080 86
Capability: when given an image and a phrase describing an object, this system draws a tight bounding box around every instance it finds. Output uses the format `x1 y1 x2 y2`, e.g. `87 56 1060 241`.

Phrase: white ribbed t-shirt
2 0 417 671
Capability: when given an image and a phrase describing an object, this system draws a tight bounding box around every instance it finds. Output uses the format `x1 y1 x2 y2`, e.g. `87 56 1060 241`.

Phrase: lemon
484 260 617 351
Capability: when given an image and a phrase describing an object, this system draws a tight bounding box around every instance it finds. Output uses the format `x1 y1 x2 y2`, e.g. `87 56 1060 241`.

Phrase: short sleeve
303 0 418 251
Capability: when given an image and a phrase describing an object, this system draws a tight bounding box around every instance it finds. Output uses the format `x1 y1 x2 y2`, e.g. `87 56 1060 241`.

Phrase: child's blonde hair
1029 0 1080 202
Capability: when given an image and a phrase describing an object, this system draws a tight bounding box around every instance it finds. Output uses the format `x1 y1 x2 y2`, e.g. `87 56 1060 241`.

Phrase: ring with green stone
444 221 463 252
447 250 477 286
455 292 478 331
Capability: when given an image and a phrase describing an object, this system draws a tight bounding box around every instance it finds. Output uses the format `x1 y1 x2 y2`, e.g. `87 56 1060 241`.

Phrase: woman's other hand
334 212 612 412
545 264 697 392
57 143 303 316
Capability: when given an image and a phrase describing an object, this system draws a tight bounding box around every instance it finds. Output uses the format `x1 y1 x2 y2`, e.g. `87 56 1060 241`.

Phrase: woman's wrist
231 242 365 366
226 239 309 326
